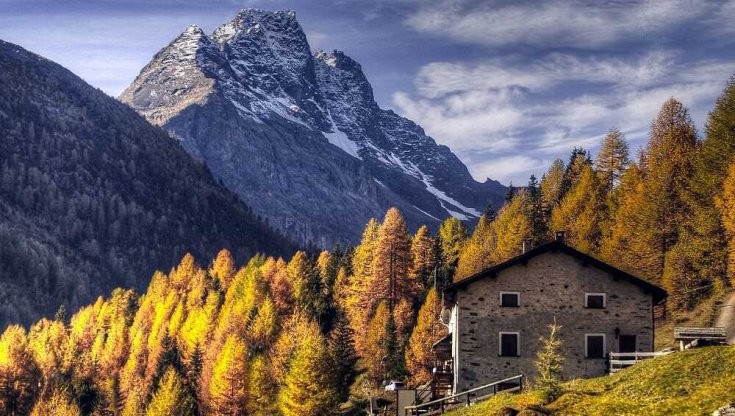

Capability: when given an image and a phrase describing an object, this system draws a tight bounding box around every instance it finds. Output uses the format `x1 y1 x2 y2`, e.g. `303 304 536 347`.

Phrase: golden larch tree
405 288 447 386
209 335 248 416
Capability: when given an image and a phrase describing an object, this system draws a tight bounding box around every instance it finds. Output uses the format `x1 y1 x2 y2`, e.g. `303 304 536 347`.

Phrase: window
500 292 520 307
585 293 606 309
499 332 520 357
585 334 606 358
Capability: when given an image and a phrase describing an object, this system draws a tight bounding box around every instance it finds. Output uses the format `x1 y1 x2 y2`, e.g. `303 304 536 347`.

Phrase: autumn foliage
3 78 735 414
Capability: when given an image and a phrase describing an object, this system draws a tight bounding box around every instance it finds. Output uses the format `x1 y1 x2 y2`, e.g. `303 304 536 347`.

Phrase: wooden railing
608 351 673 374
403 375 523 415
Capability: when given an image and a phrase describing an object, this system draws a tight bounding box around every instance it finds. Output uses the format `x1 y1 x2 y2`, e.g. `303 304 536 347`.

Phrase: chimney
555 230 566 244
522 238 533 254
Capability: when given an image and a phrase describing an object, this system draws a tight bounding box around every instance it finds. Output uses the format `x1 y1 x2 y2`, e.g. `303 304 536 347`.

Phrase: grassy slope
450 346 735 416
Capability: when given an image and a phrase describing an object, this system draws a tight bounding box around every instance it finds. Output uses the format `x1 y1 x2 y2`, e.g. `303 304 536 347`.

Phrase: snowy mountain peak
212 8 304 46
183 24 204 35
120 10 506 246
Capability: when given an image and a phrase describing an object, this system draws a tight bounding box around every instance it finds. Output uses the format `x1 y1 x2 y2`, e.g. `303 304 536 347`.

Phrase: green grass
449 345 735 416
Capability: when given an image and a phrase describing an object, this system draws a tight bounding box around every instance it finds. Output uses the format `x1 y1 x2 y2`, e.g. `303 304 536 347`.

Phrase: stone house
436 233 667 393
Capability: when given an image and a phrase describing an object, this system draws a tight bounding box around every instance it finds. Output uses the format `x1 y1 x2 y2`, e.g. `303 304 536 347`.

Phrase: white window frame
585 293 607 309
585 333 606 358
499 291 521 307
498 332 520 357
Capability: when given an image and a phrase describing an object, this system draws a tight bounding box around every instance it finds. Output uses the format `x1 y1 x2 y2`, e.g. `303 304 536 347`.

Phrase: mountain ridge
0 38 294 326
120 8 505 246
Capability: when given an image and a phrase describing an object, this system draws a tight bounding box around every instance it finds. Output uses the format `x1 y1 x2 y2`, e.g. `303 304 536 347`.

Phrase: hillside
449 346 735 416
0 39 294 326
120 9 506 247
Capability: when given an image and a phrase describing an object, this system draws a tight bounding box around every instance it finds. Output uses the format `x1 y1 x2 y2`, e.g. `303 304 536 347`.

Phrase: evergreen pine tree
505 182 516 203
527 174 548 243
560 147 591 199
534 320 564 403
328 311 358 402
675 77 735 295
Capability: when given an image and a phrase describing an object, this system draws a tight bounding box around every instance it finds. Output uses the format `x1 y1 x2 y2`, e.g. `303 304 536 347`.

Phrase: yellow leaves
270 313 319 386
278 325 336 416
551 165 607 253
247 354 278 416
0 325 26 367
209 335 248 415
364 302 390 383
0 325 40 415
30 387 82 416
209 249 235 291
146 367 195 416
250 295 278 347
455 192 533 280
406 288 446 386
28 318 67 378
287 250 312 305
181 291 220 354
719 163 735 283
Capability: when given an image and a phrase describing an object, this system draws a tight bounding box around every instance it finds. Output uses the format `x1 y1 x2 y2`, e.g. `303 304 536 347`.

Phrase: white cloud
464 154 547 185
393 51 735 184
413 61 553 98
406 0 728 48
393 89 525 152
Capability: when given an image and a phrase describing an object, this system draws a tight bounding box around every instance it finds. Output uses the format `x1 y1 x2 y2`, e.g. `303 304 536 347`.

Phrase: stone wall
453 250 654 392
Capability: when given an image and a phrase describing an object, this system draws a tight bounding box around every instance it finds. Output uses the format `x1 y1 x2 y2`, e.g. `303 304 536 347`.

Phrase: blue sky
2 0 735 185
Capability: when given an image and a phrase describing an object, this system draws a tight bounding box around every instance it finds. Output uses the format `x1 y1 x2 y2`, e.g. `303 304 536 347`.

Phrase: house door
619 335 637 353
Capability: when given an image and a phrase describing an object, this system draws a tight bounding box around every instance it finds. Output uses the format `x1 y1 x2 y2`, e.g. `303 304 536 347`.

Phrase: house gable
445 241 667 303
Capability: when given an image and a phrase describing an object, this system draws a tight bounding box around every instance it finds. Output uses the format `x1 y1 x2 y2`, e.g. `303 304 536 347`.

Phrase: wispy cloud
393 52 734 183
406 0 732 48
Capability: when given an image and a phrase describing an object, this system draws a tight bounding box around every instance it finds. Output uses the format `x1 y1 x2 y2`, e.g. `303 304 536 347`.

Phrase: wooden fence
608 351 674 374
403 375 523 416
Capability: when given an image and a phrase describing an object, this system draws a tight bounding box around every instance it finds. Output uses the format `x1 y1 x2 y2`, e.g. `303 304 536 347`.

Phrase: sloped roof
444 240 668 303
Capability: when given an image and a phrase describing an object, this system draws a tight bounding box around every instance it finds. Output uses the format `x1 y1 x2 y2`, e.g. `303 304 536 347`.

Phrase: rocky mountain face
0 39 294 326
120 9 505 246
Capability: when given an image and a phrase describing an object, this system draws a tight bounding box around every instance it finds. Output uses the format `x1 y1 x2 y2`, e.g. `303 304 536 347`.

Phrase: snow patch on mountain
418 174 482 220
323 127 360 159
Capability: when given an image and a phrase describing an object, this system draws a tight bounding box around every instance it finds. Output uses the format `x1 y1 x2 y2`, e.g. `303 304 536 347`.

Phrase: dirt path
714 291 735 344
